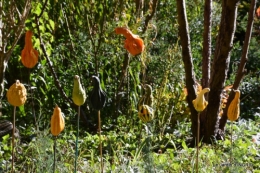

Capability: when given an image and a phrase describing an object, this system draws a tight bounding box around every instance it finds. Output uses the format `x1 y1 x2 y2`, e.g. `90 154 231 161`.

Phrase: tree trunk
176 0 198 139
204 0 239 143
200 0 212 143
219 0 256 134
176 0 240 144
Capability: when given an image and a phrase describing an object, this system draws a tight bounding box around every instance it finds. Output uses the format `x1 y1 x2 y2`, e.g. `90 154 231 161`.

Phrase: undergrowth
1 118 259 173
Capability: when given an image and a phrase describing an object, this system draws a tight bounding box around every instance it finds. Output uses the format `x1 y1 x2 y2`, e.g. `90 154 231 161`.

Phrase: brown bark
205 0 239 143
200 0 212 141
219 0 256 133
176 0 197 139
201 0 212 89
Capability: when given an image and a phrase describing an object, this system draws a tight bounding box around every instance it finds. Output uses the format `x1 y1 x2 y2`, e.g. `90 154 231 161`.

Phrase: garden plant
0 0 260 172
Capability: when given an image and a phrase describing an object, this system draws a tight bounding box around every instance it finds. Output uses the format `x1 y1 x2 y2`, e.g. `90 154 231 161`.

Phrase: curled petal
115 27 145 56
115 27 134 39
227 90 240 121
192 88 210 112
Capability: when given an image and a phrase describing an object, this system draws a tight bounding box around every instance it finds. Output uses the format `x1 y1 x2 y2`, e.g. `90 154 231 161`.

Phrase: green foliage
1 0 260 172
239 75 260 120
1 118 259 172
0 134 12 171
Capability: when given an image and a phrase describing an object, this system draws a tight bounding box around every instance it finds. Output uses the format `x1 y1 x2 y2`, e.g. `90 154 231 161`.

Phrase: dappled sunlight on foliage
0 0 260 172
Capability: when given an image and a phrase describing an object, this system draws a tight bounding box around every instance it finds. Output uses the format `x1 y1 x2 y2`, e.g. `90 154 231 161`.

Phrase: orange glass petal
256 7 260 18
51 105 65 136
115 27 145 56
21 31 39 68
115 27 133 39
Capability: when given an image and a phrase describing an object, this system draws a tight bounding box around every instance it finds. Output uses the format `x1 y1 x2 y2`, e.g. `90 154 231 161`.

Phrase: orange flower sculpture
256 7 260 18
115 27 145 56
21 31 39 68
51 105 65 136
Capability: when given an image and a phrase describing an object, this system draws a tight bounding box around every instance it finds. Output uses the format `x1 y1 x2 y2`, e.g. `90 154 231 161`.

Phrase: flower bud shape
72 75 86 106
227 90 240 121
137 84 153 110
138 105 154 123
115 27 145 56
7 80 27 107
90 76 106 110
51 105 65 136
21 31 39 68
192 88 210 112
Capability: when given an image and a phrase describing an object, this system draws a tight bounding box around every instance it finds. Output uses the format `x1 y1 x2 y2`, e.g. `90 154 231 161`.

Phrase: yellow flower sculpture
227 90 240 121
138 105 154 123
7 80 27 107
192 88 210 112
137 84 154 123
51 105 65 136
72 75 86 106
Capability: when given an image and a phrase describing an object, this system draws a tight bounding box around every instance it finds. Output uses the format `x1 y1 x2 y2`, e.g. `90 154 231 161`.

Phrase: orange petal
21 31 38 68
256 7 260 18
124 38 144 56
115 27 133 39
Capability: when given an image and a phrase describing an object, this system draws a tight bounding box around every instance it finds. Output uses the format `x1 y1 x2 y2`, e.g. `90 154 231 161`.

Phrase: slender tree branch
37 0 48 19
0 1 3 52
219 0 256 131
143 0 158 33
176 0 197 138
94 2 107 75
202 0 212 88
200 0 212 143
0 0 31 97
86 2 107 75
35 1 71 104
5 0 31 61
135 0 144 17
114 52 130 119
60 4 81 76
60 4 75 50
36 19 72 105
35 3 91 125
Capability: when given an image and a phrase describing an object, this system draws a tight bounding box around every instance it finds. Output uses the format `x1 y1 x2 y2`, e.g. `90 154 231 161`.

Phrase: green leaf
49 20 55 31
2 134 10 142
33 3 42 16
181 140 188 150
